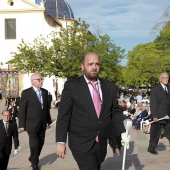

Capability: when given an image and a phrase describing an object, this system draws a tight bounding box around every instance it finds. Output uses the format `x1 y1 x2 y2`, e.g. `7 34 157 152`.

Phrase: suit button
98 121 100 123
97 131 99 134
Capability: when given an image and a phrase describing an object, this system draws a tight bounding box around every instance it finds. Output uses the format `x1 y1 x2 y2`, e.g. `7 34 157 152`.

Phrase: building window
5 19 16 39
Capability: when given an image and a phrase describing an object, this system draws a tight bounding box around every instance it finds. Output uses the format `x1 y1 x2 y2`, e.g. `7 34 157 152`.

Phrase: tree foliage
8 18 125 82
125 20 170 87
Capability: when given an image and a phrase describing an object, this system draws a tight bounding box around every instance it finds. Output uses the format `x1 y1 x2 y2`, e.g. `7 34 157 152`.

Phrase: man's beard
85 71 99 81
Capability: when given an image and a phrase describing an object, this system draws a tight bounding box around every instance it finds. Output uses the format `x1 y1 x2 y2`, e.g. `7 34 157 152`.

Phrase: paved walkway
0 99 170 170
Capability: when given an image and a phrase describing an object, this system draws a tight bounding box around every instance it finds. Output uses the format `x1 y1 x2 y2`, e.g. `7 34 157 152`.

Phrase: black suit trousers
149 120 170 150
71 141 107 170
27 123 45 165
0 147 10 170
148 123 162 150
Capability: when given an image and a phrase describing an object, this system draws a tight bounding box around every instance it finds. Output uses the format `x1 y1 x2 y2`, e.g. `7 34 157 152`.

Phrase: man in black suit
148 72 170 155
0 110 19 170
18 73 52 170
48 92 52 109
56 52 126 170
7 101 18 122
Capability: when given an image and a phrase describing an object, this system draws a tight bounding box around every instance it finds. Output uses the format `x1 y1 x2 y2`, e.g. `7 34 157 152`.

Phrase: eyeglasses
3 115 11 117
161 77 169 79
33 78 44 82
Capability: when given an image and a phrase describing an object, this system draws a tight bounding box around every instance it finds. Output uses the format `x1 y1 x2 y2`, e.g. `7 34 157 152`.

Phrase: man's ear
81 64 84 71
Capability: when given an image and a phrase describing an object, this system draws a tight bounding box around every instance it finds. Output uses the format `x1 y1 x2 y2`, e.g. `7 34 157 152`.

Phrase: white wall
0 0 72 98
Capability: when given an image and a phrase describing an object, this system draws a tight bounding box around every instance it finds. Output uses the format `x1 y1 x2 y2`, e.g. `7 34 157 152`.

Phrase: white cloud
67 0 169 53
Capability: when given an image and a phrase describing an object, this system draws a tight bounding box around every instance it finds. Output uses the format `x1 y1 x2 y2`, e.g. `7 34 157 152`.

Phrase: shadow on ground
39 153 58 166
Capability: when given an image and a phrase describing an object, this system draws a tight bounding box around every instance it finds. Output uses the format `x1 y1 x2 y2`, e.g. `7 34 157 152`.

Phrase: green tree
125 43 163 87
125 8 170 88
8 19 125 81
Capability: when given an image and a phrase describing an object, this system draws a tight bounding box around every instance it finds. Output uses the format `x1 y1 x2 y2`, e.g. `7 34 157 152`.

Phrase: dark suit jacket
56 76 125 152
0 120 19 156
7 105 18 121
150 83 170 121
19 87 52 132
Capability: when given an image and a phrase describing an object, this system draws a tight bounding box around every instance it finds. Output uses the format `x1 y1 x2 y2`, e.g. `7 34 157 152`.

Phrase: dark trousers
164 121 170 141
148 122 162 150
148 121 170 150
71 141 107 170
27 124 45 165
0 151 10 170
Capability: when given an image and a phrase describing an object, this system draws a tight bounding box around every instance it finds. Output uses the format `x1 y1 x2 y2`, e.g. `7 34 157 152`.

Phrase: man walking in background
56 52 125 170
148 72 170 155
19 73 52 170
0 110 19 170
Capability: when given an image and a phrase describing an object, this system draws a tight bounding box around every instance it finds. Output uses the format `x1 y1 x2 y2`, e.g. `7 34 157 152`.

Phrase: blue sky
67 0 169 65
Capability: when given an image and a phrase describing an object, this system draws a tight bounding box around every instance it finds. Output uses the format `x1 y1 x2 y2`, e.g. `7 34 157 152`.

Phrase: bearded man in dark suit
56 52 126 170
19 73 52 170
148 72 170 155
0 110 19 170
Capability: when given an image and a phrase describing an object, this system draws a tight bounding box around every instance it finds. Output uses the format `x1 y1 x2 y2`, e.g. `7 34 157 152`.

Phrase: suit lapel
80 76 97 118
30 87 42 108
99 79 109 118
159 83 168 98
0 120 6 134
80 76 110 119
0 120 8 135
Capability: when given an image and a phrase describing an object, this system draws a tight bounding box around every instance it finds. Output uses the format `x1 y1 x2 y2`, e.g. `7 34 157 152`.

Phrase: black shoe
147 149 158 155
32 164 39 170
29 157 31 162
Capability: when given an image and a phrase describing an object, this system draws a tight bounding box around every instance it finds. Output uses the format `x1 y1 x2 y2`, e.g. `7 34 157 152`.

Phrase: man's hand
56 143 67 159
47 124 51 129
153 118 158 122
18 128 25 133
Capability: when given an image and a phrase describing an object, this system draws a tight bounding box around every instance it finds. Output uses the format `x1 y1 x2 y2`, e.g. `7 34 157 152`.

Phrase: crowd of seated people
118 90 152 132
132 103 148 130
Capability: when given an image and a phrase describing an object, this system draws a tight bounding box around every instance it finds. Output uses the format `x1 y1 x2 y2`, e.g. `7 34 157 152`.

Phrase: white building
0 0 76 100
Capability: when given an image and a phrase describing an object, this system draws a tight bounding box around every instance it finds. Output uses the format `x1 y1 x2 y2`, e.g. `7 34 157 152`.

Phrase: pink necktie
90 82 101 118
90 82 101 142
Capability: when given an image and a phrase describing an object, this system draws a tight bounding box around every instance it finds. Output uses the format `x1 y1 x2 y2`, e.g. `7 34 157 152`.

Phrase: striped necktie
90 82 101 142
90 82 101 118
37 89 41 102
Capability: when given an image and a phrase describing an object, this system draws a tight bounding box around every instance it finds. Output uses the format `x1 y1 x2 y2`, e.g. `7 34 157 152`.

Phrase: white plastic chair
140 118 148 130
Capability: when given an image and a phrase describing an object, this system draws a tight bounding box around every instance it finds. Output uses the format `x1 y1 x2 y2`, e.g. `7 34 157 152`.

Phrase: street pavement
0 99 170 170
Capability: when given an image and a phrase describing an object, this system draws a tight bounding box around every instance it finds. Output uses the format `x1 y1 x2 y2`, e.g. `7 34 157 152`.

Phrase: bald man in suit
56 52 125 170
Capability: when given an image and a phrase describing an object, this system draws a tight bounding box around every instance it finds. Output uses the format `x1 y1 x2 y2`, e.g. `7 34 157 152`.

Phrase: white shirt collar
32 86 40 92
3 120 8 124
160 82 166 89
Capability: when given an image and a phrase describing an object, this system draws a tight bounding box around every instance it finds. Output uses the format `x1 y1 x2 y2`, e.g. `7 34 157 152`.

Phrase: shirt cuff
57 142 65 144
